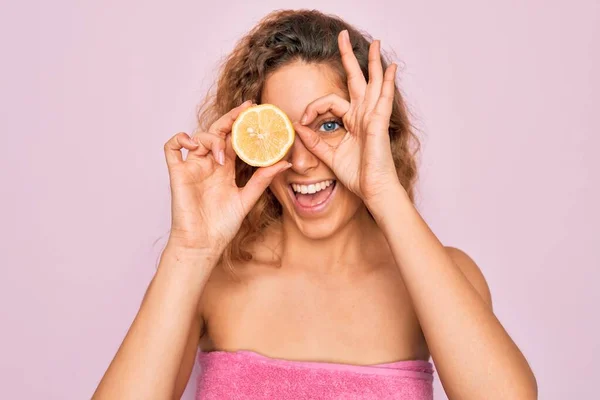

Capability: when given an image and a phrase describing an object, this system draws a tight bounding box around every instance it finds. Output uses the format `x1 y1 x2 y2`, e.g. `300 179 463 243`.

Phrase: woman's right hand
163 100 292 255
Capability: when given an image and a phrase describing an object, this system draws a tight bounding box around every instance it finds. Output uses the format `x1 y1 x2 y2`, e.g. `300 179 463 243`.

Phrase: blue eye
319 120 342 133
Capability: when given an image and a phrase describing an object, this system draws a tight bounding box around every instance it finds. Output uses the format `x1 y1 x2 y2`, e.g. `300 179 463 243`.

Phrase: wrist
162 241 223 267
165 234 226 259
365 180 410 217
151 246 220 301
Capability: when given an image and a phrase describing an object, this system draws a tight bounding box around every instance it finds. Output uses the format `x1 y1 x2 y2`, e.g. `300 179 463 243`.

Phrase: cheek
337 183 364 209
320 127 347 147
268 175 290 203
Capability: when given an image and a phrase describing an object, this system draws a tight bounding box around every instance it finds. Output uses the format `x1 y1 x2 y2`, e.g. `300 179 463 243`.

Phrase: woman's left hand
293 29 404 205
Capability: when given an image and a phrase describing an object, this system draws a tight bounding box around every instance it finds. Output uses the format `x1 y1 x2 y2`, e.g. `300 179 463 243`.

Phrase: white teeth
291 180 334 194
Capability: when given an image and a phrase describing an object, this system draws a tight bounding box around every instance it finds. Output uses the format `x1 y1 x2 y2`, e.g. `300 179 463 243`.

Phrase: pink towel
196 350 434 399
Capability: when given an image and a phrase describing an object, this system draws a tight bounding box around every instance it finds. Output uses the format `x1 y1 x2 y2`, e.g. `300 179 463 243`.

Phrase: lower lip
288 181 337 217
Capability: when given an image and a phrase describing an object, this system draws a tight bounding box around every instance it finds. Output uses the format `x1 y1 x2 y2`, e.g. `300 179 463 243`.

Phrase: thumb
293 122 335 168
239 160 292 213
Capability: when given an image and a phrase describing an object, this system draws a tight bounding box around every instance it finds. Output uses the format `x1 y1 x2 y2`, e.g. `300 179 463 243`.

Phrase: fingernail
300 114 307 125
218 150 225 165
189 136 199 147
343 30 349 41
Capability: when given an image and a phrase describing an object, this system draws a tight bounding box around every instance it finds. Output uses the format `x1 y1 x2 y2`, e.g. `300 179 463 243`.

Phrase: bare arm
368 185 537 400
92 246 215 399
292 30 537 400
93 105 290 399
172 313 203 399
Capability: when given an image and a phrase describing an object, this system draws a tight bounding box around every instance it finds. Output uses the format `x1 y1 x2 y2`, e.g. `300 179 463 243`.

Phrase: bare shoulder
197 258 239 319
444 246 493 308
197 224 284 329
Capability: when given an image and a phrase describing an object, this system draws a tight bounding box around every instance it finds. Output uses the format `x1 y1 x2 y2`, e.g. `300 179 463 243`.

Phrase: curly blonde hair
195 9 421 273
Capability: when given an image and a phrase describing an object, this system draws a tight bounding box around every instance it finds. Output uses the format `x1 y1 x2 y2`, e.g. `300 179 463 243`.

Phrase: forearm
93 245 218 400
368 184 536 400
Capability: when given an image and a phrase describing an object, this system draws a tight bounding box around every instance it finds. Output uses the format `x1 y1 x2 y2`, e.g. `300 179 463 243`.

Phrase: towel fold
196 350 434 399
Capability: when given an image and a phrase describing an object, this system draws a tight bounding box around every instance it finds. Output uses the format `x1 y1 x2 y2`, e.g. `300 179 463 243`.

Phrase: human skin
93 30 537 400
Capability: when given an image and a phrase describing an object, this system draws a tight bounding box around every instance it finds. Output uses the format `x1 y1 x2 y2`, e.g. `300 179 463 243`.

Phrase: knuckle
207 132 222 143
196 131 212 141
164 133 176 147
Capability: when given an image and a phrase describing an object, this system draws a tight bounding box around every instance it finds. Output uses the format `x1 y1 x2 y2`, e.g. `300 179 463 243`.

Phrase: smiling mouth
289 179 337 209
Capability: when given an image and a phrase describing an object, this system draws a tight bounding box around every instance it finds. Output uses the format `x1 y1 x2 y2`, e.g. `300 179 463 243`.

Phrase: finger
208 100 253 137
164 132 199 166
338 30 367 103
190 132 226 165
364 40 383 111
292 122 335 167
239 160 293 213
224 133 236 161
300 93 350 126
373 63 398 120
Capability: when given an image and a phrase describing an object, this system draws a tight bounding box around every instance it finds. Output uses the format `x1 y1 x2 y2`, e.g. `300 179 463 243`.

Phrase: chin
291 213 345 239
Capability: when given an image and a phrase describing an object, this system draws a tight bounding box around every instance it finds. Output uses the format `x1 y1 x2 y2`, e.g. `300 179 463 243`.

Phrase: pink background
1 1 598 399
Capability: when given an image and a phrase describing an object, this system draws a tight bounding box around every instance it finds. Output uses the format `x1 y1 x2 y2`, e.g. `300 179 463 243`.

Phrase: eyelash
318 118 345 133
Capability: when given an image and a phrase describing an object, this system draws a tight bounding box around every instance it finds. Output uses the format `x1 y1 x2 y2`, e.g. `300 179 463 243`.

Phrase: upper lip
289 179 336 185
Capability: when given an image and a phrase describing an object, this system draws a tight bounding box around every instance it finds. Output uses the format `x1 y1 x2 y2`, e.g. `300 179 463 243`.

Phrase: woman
94 9 537 400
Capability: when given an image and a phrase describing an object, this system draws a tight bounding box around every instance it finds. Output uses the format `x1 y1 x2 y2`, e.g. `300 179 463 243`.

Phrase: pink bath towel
196 350 434 399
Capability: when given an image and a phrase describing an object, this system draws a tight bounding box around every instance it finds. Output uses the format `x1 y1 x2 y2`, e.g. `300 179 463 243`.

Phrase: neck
277 205 389 276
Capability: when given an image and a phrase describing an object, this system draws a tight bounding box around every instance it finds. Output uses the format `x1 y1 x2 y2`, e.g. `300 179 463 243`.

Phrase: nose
287 135 319 175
